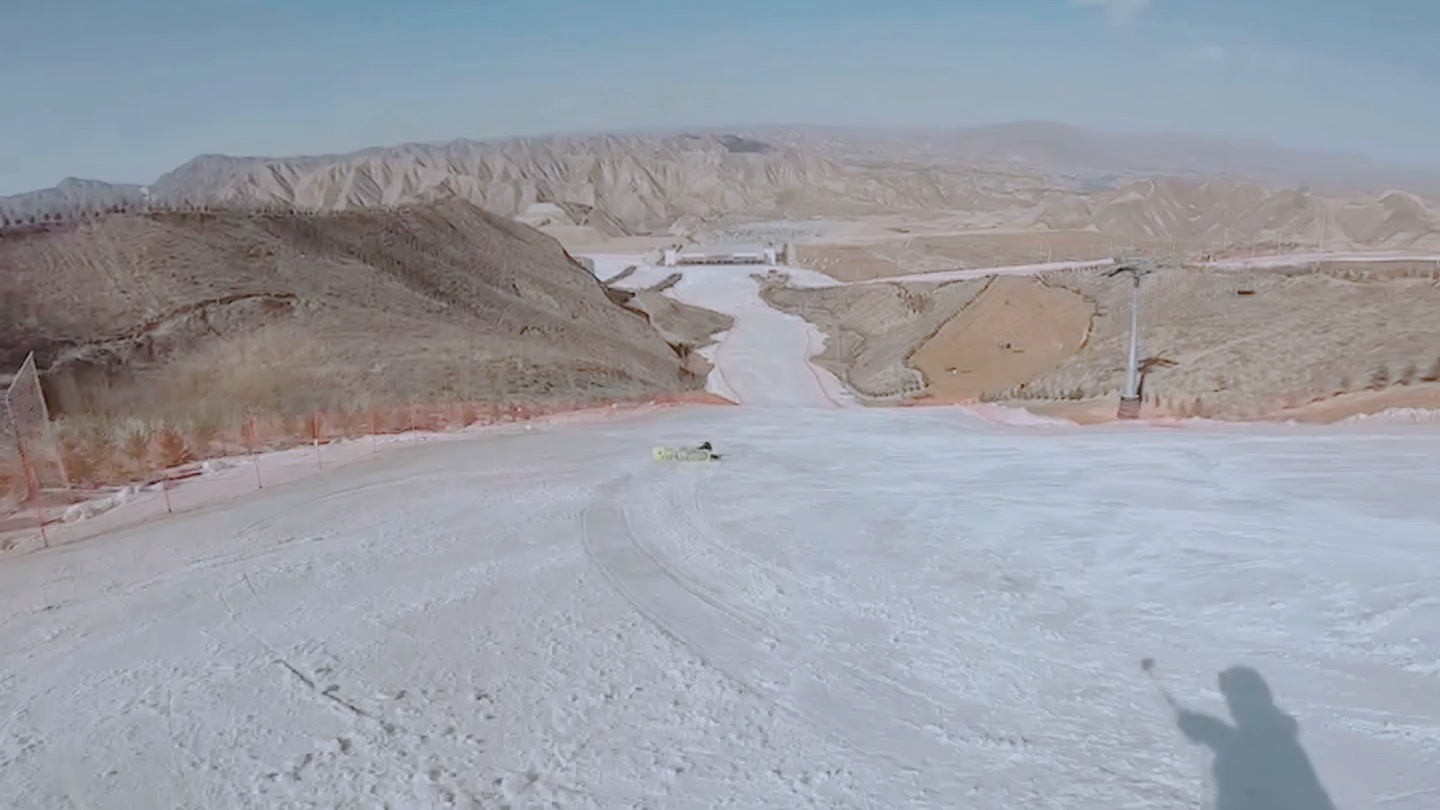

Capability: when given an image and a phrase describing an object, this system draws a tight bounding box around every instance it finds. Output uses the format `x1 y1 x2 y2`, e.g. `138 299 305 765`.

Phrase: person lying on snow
653 441 721 461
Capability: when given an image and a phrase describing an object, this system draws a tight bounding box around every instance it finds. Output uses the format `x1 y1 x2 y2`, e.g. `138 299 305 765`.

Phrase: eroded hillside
0 201 710 419
7 129 1438 263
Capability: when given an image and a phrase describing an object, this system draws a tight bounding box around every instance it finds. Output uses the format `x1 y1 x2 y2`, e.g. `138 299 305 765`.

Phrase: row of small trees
0 200 435 233
0 202 162 231
0 206 130 228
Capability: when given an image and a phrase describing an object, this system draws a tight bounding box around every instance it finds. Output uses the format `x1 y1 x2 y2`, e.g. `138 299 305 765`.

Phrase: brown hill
1049 177 1439 251
5 128 1439 264
0 200 706 420
145 135 849 234
752 123 1440 195
137 135 1440 256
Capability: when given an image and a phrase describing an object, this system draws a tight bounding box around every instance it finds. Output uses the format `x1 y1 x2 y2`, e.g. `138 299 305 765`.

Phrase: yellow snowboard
653 446 719 462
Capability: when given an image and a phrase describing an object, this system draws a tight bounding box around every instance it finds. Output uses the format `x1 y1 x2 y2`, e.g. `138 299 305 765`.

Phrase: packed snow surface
3 262 1439 810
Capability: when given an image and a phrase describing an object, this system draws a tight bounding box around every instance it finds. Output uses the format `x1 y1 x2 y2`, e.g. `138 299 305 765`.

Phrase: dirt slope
0 201 706 418
767 265 1440 419
759 274 990 400
1020 265 1440 417
908 277 1092 401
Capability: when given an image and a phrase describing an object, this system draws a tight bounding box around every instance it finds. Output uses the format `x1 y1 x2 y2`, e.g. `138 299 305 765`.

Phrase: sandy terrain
908 277 1093 402
757 275 990 401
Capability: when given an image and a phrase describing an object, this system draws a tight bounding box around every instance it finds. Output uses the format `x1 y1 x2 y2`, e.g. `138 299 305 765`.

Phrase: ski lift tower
1107 260 1155 419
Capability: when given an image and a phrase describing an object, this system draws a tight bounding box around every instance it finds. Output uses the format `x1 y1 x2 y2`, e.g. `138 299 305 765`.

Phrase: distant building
661 243 783 266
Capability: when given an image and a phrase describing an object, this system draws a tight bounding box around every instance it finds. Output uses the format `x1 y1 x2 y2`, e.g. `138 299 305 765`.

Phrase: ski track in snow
1 261 1439 809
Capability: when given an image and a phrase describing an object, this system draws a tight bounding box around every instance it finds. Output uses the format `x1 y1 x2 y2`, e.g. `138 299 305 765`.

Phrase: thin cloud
1072 0 1150 25
1191 45 1226 63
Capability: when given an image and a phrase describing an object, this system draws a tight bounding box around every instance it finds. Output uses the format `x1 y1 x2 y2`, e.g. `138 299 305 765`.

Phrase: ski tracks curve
579 463 1010 789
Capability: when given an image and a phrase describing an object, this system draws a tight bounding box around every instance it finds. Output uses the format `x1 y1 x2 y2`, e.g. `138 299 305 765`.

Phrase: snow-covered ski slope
3 261 1439 810
597 259 854 408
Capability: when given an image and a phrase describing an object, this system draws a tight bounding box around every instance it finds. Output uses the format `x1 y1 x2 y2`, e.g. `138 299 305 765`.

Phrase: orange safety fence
0 390 734 550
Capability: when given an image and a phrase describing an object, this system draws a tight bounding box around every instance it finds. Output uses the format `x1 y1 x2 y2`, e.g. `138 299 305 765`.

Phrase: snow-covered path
3 408 1439 809
597 258 853 408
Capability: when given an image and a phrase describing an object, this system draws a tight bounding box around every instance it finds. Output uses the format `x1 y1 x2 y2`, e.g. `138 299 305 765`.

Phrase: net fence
2 353 68 510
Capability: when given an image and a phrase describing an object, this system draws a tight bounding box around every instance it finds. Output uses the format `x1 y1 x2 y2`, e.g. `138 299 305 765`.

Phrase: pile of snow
201 458 239 476
1341 408 1440 424
960 402 1076 427
62 484 143 524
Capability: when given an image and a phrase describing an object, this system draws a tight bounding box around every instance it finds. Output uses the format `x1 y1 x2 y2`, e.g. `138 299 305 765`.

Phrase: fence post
245 416 263 489
313 412 324 472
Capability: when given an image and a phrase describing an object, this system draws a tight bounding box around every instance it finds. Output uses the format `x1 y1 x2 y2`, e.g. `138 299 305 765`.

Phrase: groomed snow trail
2 260 1439 809
599 259 853 408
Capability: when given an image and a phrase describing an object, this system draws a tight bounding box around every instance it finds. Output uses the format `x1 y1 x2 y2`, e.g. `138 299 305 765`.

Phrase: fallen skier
652 441 721 461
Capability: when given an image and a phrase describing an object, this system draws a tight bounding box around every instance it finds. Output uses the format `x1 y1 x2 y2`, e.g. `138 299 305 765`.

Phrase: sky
1 0 1437 195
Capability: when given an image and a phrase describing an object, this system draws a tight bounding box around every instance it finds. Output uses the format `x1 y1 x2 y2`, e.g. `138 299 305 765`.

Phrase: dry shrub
186 417 222 459
0 461 19 507
119 421 151 472
372 407 408 435
322 409 357 440
57 423 108 487
278 413 302 445
155 426 192 468
412 407 445 432
460 402 479 427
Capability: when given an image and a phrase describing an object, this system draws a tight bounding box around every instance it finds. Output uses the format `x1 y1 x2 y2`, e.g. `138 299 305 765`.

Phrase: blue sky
1 0 1437 194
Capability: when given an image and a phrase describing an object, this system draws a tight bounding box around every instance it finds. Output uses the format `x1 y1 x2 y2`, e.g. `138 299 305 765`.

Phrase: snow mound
1341 407 1440 424
201 458 238 476
961 403 1076 427
62 484 142 524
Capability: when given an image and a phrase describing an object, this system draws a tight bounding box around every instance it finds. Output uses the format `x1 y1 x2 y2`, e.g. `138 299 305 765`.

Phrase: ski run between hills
1 259 1439 810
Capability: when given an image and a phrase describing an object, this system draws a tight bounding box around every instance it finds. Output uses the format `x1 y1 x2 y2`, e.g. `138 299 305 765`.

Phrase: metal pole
1109 263 1149 419
1124 274 1142 400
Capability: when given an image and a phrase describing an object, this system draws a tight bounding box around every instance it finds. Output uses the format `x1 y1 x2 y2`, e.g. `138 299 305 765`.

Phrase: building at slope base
662 243 790 266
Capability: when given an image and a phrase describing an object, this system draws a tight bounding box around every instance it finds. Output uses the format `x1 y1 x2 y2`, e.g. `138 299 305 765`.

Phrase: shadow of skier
1177 665 1338 810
